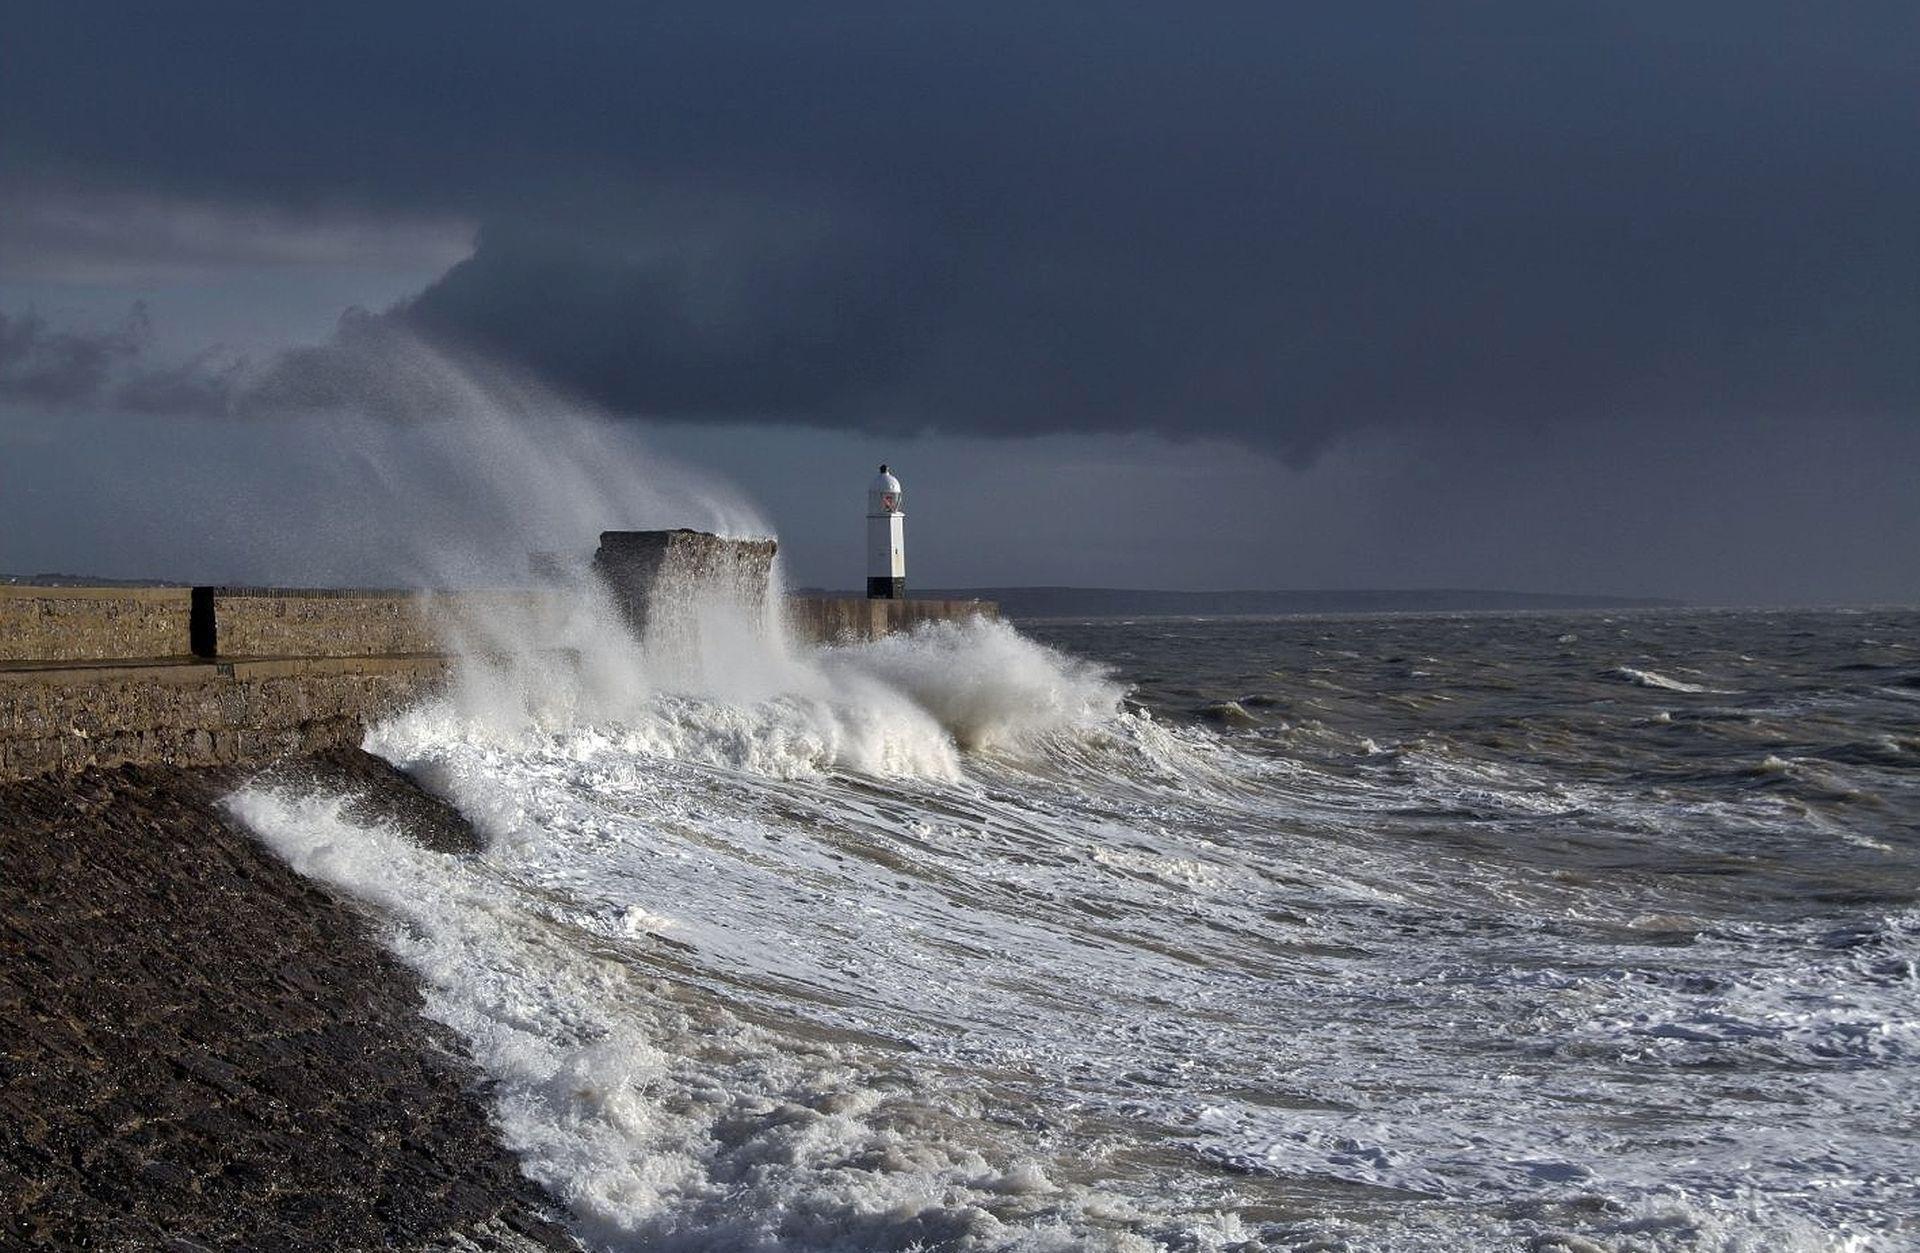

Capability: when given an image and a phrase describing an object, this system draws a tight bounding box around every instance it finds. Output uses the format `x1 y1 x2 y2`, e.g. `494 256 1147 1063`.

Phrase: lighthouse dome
868 463 905 515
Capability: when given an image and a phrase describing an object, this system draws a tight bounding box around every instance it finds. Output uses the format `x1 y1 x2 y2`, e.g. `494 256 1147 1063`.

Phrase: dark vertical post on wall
189 587 217 659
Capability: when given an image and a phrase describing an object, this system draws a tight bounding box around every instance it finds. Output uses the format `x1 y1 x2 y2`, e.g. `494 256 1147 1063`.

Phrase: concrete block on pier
592 529 778 632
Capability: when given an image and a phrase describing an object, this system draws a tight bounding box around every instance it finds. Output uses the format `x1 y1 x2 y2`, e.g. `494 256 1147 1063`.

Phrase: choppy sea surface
234 602 1920 1252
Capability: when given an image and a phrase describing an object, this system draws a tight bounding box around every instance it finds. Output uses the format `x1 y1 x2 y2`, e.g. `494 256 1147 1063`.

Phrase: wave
226 787 1199 1253
817 619 1126 756
1612 666 1726 694
229 741 1914 1251
379 589 1133 784
223 599 1920 1251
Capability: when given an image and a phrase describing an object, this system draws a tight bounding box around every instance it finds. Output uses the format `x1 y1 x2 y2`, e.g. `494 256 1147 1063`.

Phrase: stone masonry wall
0 658 446 784
3 585 996 661
1 584 997 782
787 596 999 644
0 588 192 663
207 589 442 658
205 589 550 659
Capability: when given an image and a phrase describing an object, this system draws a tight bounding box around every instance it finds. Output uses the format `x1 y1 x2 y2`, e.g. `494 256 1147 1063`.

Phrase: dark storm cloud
4 2 1917 454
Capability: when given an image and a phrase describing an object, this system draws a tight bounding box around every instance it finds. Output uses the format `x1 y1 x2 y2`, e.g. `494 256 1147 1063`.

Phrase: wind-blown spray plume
17 320 769 588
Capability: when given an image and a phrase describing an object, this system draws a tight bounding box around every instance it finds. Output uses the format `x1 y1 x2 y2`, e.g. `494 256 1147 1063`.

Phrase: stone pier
0 574 997 783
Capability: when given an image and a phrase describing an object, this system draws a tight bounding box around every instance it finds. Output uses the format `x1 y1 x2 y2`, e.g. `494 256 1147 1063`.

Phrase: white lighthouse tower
866 463 906 599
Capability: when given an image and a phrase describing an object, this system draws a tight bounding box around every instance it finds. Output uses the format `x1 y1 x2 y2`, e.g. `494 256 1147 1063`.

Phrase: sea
232 594 1920 1252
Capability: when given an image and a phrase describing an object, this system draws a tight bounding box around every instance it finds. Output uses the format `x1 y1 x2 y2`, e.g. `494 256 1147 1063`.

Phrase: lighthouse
866 464 906 599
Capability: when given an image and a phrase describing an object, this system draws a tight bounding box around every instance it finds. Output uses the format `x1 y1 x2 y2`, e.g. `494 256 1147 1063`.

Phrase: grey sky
2 3 1915 601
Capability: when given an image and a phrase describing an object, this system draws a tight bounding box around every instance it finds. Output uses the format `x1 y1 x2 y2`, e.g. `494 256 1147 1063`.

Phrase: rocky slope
0 751 576 1251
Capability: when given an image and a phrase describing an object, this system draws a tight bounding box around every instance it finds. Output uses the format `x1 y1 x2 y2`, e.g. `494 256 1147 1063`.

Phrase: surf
230 596 1920 1252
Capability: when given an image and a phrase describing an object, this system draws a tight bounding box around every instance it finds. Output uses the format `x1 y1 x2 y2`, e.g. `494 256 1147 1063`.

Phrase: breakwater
0 582 996 782
1 751 579 1250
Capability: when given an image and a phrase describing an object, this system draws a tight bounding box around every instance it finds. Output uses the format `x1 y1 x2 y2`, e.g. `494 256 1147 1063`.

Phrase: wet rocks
253 747 483 856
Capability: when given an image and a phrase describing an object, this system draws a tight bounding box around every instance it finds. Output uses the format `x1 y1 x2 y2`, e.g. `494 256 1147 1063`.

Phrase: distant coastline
805 586 1686 618
2 572 192 587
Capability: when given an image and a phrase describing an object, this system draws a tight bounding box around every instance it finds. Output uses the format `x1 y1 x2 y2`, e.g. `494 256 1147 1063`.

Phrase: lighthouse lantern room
867 464 906 599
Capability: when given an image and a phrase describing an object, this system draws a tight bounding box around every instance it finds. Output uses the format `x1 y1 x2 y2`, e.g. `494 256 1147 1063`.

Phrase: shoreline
0 750 578 1251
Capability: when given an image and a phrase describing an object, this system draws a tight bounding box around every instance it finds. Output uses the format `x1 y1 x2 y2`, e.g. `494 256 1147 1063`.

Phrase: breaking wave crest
378 600 1136 785
1612 665 1730 694
818 620 1126 756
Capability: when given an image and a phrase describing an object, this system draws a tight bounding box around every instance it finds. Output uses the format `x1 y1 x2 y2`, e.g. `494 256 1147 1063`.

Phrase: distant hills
835 586 1686 618
2 573 190 588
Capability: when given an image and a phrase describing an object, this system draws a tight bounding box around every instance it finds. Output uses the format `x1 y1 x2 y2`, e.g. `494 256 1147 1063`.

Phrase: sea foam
229 603 1920 1252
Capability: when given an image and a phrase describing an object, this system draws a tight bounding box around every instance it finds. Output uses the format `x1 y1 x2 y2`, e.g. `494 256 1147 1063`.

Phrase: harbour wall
0 585 194 663
0 655 451 783
0 585 996 782
787 594 1001 644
